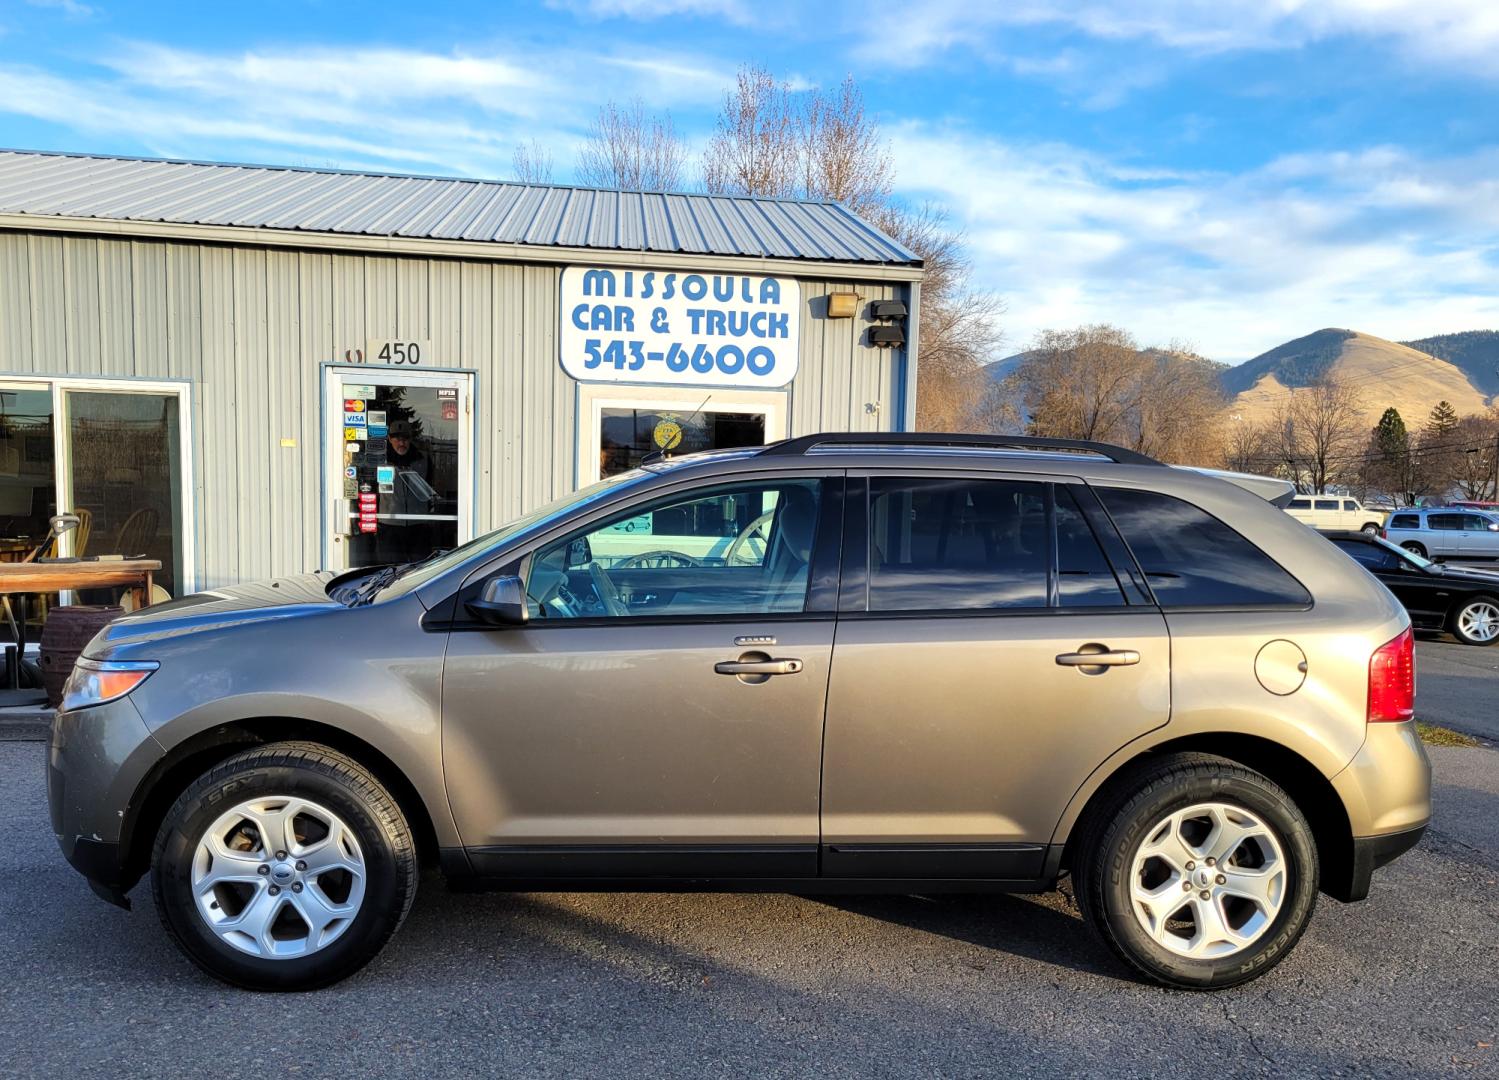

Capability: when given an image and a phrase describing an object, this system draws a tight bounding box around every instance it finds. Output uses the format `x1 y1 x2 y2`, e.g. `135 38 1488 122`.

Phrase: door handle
714 658 804 676
1055 648 1140 668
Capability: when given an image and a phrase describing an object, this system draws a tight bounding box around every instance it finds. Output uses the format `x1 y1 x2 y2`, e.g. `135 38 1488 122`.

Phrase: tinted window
1096 488 1312 608
1289 498 1311 509
1428 513 1463 531
1056 486 1127 607
1314 499 1339 511
525 480 821 618
868 477 1049 611
1389 513 1420 530
1333 539 1397 570
1343 500 1358 511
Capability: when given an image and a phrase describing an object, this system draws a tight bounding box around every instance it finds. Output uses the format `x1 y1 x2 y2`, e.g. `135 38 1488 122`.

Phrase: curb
0 710 52 742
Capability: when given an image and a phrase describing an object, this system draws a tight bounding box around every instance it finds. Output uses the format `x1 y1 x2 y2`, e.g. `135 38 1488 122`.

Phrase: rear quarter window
1389 513 1420 530
1095 487 1312 609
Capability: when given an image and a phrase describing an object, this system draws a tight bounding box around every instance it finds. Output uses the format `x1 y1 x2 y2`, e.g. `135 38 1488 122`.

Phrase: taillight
1368 627 1414 722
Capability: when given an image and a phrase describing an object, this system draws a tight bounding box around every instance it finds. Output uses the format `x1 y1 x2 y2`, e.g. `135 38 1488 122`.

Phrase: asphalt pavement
1415 635 1499 742
1 732 1496 1078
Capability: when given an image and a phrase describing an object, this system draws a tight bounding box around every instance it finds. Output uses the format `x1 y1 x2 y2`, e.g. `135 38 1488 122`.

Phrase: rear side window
868 477 1049 611
1334 539 1397 570
1289 498 1311 509
1389 513 1420 530
1314 499 1339 511
1055 486 1127 607
1428 513 1463 531
1095 488 1312 608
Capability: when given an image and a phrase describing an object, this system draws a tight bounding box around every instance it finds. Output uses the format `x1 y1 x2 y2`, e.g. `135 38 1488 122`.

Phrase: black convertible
1327 530 1499 646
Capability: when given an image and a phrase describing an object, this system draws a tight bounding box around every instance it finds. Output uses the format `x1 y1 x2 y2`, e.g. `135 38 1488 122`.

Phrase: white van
1285 495 1387 534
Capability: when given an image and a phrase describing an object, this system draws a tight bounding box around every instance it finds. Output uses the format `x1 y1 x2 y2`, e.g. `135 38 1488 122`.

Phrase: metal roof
0 149 919 267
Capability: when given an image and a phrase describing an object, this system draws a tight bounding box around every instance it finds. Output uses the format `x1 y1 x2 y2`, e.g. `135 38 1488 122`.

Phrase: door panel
441 619 833 869
821 611 1171 871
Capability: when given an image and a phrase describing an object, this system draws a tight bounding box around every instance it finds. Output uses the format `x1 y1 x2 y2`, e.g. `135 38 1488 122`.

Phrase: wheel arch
120 718 444 890
1059 732 1360 902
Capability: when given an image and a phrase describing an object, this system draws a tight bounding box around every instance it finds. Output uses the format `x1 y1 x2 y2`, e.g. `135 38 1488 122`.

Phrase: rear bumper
1328 721 1432 901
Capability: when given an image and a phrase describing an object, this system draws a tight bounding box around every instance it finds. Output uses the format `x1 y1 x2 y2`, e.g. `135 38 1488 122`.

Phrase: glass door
323 367 472 571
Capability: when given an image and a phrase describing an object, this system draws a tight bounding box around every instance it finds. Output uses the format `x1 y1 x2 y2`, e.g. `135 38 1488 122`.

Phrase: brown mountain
1224 328 1491 428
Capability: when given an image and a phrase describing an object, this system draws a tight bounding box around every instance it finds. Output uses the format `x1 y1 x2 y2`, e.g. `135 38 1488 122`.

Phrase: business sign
560 266 799 388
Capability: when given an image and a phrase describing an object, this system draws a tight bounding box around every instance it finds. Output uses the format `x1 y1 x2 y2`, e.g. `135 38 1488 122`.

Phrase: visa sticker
344 412 368 427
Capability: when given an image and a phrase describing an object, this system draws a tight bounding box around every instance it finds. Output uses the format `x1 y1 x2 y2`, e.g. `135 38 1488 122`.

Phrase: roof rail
758 432 1163 466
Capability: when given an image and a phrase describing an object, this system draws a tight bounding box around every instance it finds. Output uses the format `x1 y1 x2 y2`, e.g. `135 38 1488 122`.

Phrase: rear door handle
714 658 804 676
1055 649 1140 668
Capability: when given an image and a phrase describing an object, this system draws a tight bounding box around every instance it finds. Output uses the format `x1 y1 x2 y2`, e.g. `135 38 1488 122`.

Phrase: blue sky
3 0 1498 362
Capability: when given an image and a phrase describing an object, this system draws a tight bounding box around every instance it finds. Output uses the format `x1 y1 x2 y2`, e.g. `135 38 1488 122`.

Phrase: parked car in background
48 434 1430 993
1326 531 1499 645
1382 508 1499 561
1285 495 1386 534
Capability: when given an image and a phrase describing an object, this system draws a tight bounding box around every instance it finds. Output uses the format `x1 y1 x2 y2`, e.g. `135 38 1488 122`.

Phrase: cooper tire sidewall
154 763 404 990
1100 775 1318 988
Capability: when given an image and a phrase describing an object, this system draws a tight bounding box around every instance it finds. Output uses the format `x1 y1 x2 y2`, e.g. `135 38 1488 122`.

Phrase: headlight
60 658 159 712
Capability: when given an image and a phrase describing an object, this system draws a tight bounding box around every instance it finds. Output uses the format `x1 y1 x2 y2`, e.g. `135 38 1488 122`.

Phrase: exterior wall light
826 292 861 318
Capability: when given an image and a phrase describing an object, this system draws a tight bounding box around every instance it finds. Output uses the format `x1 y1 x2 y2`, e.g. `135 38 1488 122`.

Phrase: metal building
0 149 921 595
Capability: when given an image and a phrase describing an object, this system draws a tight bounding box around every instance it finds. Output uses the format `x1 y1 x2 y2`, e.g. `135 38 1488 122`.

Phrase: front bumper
47 695 164 898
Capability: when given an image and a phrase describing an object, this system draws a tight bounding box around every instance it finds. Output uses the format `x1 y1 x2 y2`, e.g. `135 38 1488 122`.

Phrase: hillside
1401 330 1499 397
1225 328 1490 429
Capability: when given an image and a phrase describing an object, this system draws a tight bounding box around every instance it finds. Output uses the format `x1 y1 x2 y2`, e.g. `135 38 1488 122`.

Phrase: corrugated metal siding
0 229 908 589
0 150 918 267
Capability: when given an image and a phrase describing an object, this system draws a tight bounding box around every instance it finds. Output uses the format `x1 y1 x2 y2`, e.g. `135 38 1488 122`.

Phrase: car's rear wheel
1361 522 1382 535
151 741 418 991
1074 753 1318 990
1450 596 1499 646
1401 541 1427 558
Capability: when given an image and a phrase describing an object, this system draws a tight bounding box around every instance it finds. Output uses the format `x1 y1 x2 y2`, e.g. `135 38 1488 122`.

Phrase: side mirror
1489 523 1499 532
465 575 529 626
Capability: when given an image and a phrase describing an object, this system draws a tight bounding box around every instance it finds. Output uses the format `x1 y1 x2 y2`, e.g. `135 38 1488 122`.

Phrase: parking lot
0 640 1493 1079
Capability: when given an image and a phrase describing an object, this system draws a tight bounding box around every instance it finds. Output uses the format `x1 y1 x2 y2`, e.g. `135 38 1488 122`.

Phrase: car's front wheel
1451 596 1499 646
1074 753 1318 990
151 741 418 991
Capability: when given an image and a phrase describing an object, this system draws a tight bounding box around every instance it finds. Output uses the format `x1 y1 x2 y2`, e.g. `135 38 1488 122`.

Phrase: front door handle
715 658 804 676
1055 647 1140 668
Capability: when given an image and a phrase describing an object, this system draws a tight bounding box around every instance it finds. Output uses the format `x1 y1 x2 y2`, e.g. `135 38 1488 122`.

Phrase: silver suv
49 434 1431 991
1384 508 1499 561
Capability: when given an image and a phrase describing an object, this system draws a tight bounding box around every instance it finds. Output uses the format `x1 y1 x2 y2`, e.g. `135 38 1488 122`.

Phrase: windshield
372 468 655 599
1371 534 1436 569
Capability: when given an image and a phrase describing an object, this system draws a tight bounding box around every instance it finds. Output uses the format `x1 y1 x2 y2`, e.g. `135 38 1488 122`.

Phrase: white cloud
853 0 1499 77
889 123 1499 360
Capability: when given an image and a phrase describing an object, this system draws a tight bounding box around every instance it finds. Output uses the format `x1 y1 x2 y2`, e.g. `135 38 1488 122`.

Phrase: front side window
1096 487 1311 608
1461 515 1497 532
524 479 821 619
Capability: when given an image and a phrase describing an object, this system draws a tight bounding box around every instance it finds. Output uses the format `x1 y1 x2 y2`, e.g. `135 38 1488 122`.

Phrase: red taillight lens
1368 626 1415 722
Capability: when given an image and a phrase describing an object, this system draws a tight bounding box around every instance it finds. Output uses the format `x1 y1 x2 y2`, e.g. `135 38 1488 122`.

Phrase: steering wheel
725 510 774 566
615 550 703 570
588 561 630 617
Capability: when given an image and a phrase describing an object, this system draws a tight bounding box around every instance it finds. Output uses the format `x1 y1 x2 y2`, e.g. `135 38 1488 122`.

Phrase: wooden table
0 559 161 689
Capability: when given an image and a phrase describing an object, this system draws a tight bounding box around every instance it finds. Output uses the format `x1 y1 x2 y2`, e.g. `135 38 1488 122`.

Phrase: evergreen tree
1374 407 1407 462
1427 400 1459 437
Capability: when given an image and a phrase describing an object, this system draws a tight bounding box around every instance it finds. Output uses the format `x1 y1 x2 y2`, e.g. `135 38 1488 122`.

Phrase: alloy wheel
1129 802 1288 960
1458 601 1499 643
190 796 366 959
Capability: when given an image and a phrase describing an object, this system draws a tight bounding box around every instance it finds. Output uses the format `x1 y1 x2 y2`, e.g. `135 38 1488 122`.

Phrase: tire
1401 542 1427 558
151 741 418 991
1360 522 1381 535
1073 752 1318 990
1450 595 1499 646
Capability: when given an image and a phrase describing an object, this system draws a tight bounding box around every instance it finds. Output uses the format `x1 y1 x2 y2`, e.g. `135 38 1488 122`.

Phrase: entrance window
599 408 765 479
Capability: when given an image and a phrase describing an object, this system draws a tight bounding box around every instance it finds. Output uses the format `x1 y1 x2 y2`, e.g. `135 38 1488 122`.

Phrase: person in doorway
386 419 431 483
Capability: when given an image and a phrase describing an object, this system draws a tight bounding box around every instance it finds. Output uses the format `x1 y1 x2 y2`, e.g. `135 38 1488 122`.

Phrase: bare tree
511 139 554 184
576 99 687 191
1270 376 1365 493
1449 411 1499 501
1020 325 1147 442
1223 415 1270 474
800 75 893 216
702 65 800 198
